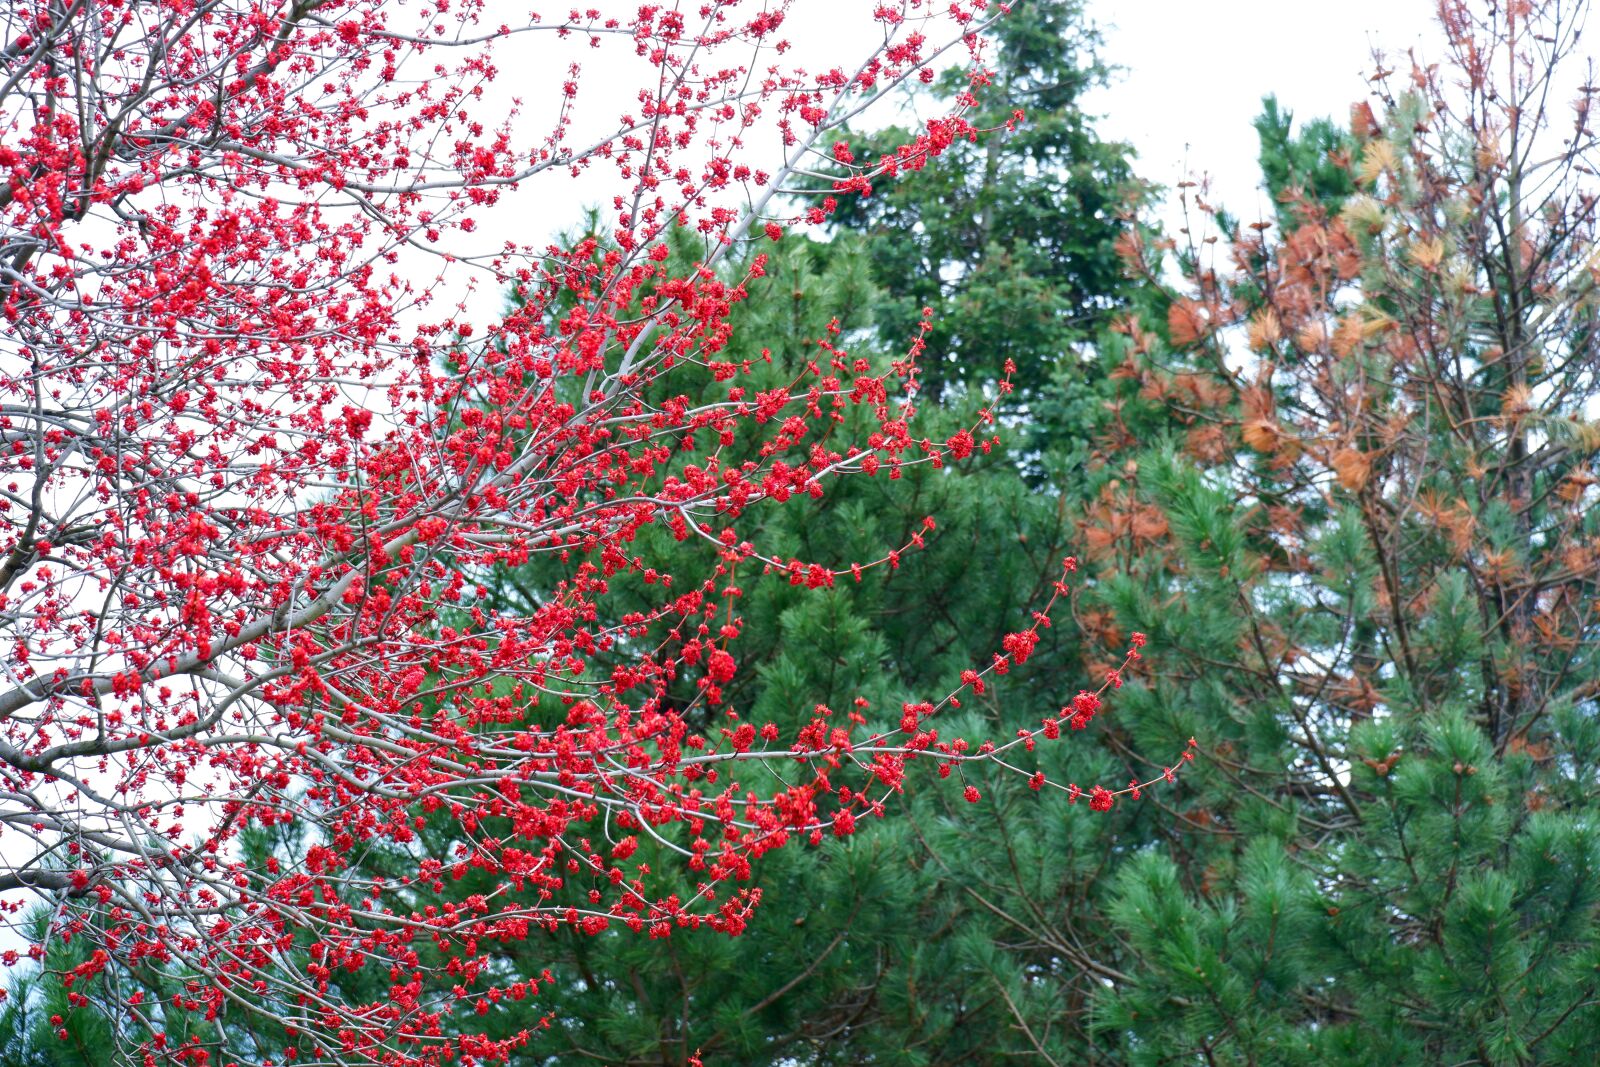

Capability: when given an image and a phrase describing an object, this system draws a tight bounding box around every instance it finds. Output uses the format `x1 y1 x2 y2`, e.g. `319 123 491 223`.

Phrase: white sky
487 0 1444 270
1089 0 1438 226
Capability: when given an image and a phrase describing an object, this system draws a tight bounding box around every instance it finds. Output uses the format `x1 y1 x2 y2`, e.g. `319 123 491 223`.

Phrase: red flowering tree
0 0 1184 1061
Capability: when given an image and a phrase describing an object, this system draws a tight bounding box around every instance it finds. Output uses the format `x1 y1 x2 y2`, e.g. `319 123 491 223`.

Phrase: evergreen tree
829 0 1143 406
1251 94 1356 228
347 224 1166 1065
1090 5 1600 1062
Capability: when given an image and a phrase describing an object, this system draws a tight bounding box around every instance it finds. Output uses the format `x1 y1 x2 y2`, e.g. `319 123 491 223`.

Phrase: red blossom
0 0 1190 1059
707 649 739 684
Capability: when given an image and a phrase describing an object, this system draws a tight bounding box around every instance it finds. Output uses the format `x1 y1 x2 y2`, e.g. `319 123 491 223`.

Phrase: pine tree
349 225 1163 1065
1090 4 1600 1062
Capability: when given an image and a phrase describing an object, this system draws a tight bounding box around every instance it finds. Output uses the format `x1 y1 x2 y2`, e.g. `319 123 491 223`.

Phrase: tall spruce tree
828 0 1141 407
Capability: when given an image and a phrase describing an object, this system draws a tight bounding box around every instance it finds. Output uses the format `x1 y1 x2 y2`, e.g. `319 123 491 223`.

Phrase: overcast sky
425 0 1446 329
1089 0 1438 225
